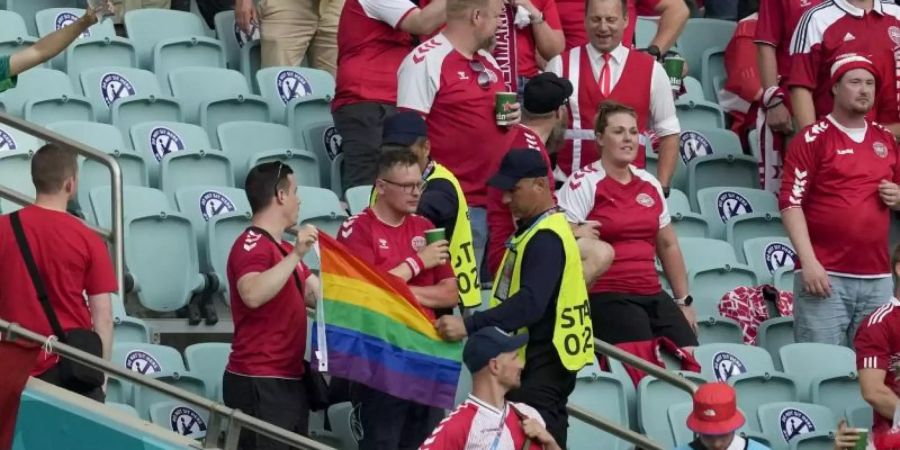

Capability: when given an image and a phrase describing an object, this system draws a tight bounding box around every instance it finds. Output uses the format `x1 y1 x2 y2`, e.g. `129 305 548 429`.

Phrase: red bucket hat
686 383 745 435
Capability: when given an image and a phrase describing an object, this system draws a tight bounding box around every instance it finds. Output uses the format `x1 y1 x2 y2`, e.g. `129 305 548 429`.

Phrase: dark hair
244 161 294 214
594 100 637 134
377 147 420 178
584 0 627 18
31 143 78 194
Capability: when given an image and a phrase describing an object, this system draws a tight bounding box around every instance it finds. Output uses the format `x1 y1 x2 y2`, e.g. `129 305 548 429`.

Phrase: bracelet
405 255 424 277
530 12 545 25
763 99 784 111
762 86 785 107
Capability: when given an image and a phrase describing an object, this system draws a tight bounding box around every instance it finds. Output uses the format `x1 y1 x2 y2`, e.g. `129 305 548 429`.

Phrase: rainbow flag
312 233 463 410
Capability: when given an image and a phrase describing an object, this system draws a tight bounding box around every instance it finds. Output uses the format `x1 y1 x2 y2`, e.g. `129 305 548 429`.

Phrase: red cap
830 53 879 88
686 383 745 435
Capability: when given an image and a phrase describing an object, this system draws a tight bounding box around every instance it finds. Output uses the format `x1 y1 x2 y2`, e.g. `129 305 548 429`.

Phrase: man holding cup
397 0 522 278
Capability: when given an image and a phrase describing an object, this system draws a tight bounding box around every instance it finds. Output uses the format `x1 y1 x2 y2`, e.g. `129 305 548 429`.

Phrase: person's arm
304 273 321 308
648 61 680 191
397 41 439 114
785 10 821 130
756 44 793 135
521 418 562 450
234 0 259 34
856 318 900 421
860 369 900 420
88 294 113 361
463 231 564 333
9 6 101 77
238 226 318 309
757 44 779 92
656 225 687 298
791 87 817 129
397 0 446 35
648 0 689 53
410 278 458 309
417 180 458 235
515 0 564 61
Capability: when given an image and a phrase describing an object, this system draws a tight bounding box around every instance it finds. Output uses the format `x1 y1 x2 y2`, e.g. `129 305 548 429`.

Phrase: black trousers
352 383 444 450
506 346 577 448
332 102 397 192
223 371 310 450
37 364 105 403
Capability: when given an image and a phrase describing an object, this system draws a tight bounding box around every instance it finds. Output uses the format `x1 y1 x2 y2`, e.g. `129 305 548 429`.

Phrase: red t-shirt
754 0 823 81
778 116 900 276
332 0 417 110
336 208 455 320
516 0 563 77
854 298 900 434
557 162 670 294
226 228 310 378
721 13 762 136
397 33 514 207
787 0 900 124
0 205 117 376
486 124 554 277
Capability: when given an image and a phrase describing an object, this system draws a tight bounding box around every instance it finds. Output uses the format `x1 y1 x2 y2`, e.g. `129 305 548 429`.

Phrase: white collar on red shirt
586 42 628 68
891 297 900 306
833 0 885 17
826 114 868 143
467 394 506 416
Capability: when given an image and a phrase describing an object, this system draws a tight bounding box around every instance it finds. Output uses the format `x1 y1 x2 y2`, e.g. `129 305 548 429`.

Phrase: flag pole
313 239 328 372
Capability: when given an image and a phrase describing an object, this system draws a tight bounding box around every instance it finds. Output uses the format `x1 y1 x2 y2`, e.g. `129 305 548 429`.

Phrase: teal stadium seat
214 10 261 88
568 371 631 450
688 154 760 209
207 210 252 299
675 18 736 80
676 99 726 129
167 67 269 147
112 343 207 419
701 47 726 103
217 121 319 187
105 376 128 404
110 293 151 344
669 401 700 446
757 402 835 450
135 373 207 420
790 432 837 450
123 9 224 82
106 402 140 418
130 121 214 187
0 123 43 153
175 186 251 273
846 405 873 429
326 402 359 450
696 316 745 345
300 186 348 271
742 237 796 285
149 400 211 440
79 67 181 129
757 317 795 370
732 372 799 431
637 372 707 449
726 213 786 263
779 343 856 402
7 0 79 36
681 76 706 103
634 17 658 49
811 373 866 421
160 149 234 201
0 68 93 124
0 10 37 58
678 129 744 164
696 187 778 239
184 342 232 400
89 185 168 230
35 8 136 80
665 188 709 237
773 266 795 292
346 185 373 214
0 147 35 214
693 343 776 383
678 237 758 317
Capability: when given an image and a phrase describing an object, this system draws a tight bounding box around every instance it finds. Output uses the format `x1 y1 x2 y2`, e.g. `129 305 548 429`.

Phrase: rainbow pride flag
312 233 463 410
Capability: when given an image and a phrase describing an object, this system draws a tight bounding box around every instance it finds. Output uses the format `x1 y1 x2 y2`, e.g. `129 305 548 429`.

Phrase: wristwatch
645 45 663 62
674 295 693 307
530 11 545 25
662 186 671 198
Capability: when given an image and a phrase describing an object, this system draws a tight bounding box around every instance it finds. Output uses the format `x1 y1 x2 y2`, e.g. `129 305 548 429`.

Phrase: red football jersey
516 0 563 77
337 208 455 320
226 228 310 378
755 0 823 80
332 0 417 110
779 116 900 276
0 205 117 376
486 124 554 277
557 163 670 295
721 13 762 137
855 298 900 434
787 0 900 124
419 396 545 449
397 33 514 207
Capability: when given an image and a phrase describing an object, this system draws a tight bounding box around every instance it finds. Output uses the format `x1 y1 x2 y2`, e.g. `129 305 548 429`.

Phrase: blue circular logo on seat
679 131 713 164
780 408 815 442
324 126 342 160
100 72 136 107
764 243 796 273
712 351 747 382
276 70 313 105
149 127 185 162
199 190 236 221
716 191 753 223
55 12 90 38
170 406 207 437
0 129 16 152
125 350 162 375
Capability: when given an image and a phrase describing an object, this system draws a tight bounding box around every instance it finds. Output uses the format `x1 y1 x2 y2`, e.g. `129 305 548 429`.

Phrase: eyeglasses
469 60 493 90
380 178 425 194
272 162 285 196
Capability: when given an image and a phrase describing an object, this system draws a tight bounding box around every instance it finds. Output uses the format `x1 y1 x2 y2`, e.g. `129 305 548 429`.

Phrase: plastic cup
495 92 517 126
854 428 868 450
663 54 685 94
87 0 115 22
425 228 446 245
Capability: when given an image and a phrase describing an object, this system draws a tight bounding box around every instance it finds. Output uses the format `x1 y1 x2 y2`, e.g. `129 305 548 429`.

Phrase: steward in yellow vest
435 149 592 448
380 112 481 312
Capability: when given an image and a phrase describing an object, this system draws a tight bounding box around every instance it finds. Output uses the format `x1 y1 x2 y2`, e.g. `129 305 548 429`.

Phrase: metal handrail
594 338 700 394
0 112 124 300
567 405 664 450
1 318 337 450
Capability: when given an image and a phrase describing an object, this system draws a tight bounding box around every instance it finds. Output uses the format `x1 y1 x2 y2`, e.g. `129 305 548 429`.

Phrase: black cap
523 72 573 114
383 111 428 146
488 149 548 191
463 327 528 373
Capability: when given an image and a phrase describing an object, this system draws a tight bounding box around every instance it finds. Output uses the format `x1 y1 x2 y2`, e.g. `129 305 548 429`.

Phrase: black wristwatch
675 295 693 307
662 186 671 198
645 45 663 62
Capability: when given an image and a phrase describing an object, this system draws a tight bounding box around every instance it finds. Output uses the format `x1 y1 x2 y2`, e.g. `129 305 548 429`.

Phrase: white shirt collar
726 435 747 450
467 394 505 416
586 43 628 67
891 297 900 306
826 114 868 135
833 0 885 17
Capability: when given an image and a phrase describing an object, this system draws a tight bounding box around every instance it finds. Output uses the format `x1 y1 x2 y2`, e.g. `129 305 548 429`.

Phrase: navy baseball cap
524 72 573 114
383 111 428 146
488 149 549 191
463 327 528 373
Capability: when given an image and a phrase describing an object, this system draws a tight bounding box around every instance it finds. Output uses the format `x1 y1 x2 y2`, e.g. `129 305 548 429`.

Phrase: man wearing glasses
337 150 459 449
397 0 523 282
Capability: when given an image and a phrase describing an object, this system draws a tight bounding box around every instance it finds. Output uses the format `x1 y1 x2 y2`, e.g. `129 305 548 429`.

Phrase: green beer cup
854 428 868 450
495 92 517 126
425 228 446 245
663 54 685 95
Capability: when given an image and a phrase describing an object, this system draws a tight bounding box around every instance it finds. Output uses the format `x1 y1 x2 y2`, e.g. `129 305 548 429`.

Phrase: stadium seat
167 67 270 147
149 400 210 440
0 68 94 124
184 342 231 400
0 149 35 214
790 431 837 450
346 185 372 214
79 67 181 127
112 342 187 373
687 154 760 210
207 211 252 299
694 343 776 382
811 374 865 421
678 237 758 317
89 185 169 230
701 47 726 103
681 76 706 103
256 66 335 118
35 8 136 78
757 317 795 370
780 343 856 402
668 401 695 446
635 17 658 49
124 9 223 76
637 372 707 449
696 316 744 345
773 266 795 293
666 188 709 238
846 405 873 429
696 187 778 239
109 293 151 344
160 149 234 200
134 373 207 420
130 121 214 187
568 371 631 450
106 402 140 418
726 213 786 263
214 10 261 80
299 186 348 236
217 121 319 187
175 186 251 272
732 373 799 431
7 0 80 36
757 402 835 450
679 128 744 164
748 128 761 160
0 10 37 58
326 402 359 450
675 99 726 130
675 18 737 80
105 377 128 404
0 123 43 153
743 237 796 285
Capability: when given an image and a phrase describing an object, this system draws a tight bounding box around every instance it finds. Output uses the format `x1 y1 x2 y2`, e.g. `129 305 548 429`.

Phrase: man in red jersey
546 0 680 193
0 144 115 402
754 0 822 193
397 0 523 277
557 0 687 53
420 327 561 450
338 150 458 449
332 0 447 191
855 245 900 441
224 162 320 450
780 55 900 347
788 0 900 138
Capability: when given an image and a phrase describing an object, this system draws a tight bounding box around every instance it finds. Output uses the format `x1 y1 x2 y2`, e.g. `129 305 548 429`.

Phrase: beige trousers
112 0 173 23
259 0 343 76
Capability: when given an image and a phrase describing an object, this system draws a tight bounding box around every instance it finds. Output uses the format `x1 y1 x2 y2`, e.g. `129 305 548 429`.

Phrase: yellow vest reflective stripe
369 164 481 308
489 212 593 371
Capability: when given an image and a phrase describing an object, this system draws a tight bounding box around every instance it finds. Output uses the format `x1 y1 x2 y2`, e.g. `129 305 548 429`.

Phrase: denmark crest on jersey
635 193 655 207
874 141 889 159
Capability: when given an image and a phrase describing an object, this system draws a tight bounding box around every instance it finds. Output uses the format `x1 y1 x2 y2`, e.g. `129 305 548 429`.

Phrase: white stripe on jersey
868 303 896 326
